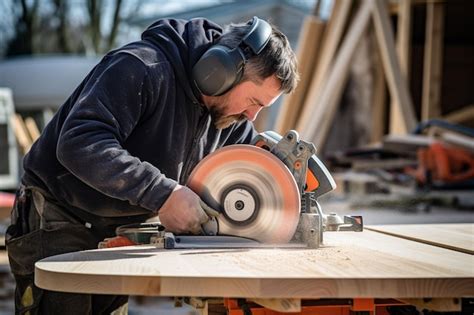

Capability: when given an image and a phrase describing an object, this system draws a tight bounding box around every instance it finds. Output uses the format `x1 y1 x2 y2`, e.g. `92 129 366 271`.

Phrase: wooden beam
370 25 387 143
10 114 33 154
422 1 445 120
390 0 413 135
372 0 417 134
441 132 474 152
296 0 353 133
25 117 41 142
301 1 373 149
390 0 447 15
443 104 474 124
274 16 325 133
397 0 412 79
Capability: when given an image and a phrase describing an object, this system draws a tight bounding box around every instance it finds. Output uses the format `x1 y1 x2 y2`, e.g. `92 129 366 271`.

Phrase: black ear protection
192 16 272 96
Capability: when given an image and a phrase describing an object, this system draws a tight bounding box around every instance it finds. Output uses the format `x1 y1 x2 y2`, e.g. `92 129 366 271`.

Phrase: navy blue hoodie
22 18 257 220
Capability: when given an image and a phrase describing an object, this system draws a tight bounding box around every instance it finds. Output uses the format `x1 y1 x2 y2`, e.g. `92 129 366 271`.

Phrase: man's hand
154 184 218 234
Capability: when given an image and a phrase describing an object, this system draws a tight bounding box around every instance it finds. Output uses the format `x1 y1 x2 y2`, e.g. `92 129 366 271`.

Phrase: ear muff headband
242 17 272 55
192 17 272 96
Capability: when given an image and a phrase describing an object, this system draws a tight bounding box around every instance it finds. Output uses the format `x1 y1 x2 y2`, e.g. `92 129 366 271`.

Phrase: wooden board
367 224 474 255
295 0 353 135
444 104 474 125
35 229 474 298
300 0 373 147
10 114 33 154
274 16 325 134
372 0 417 134
396 0 412 80
421 1 444 120
370 25 387 143
391 0 413 136
0 250 9 273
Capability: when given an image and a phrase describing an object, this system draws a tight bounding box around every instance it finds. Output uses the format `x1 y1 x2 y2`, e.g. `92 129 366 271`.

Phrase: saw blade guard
187 145 301 243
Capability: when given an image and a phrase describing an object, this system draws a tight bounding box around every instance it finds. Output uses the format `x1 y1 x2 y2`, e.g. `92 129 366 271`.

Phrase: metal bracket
325 214 364 232
251 130 316 194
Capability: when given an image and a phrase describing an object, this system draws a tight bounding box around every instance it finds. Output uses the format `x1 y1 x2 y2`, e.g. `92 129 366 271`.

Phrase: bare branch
53 0 71 53
87 0 101 53
107 0 123 51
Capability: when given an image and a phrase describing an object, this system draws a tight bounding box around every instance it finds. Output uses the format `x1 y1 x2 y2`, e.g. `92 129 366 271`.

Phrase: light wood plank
10 114 33 154
370 25 387 143
301 1 373 148
24 117 41 142
422 1 445 120
441 131 474 152
372 0 417 134
367 224 474 255
396 0 413 80
35 230 474 298
391 0 413 135
0 251 10 273
296 0 353 135
274 16 325 134
443 105 474 124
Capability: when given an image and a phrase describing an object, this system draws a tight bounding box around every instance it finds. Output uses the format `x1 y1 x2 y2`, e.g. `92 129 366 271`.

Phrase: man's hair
217 20 299 94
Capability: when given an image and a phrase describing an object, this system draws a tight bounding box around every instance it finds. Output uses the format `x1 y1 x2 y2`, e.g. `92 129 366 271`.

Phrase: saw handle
306 155 337 198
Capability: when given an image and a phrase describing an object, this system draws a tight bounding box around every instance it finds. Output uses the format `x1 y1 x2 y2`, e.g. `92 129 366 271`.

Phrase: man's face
204 75 282 129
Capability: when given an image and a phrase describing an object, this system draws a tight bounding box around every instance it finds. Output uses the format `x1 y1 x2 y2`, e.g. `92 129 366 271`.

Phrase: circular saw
187 144 301 243
100 131 363 251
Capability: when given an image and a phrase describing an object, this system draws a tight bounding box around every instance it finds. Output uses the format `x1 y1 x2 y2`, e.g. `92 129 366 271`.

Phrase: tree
5 0 40 56
86 0 124 54
2 0 137 57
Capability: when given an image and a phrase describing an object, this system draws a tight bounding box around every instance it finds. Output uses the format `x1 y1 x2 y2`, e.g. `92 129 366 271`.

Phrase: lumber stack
274 0 417 150
273 0 471 153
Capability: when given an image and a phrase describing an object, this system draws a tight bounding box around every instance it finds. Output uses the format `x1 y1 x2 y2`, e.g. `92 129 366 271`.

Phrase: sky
0 0 331 57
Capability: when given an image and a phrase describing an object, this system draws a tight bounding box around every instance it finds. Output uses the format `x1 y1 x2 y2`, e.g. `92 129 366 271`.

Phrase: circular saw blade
187 145 300 243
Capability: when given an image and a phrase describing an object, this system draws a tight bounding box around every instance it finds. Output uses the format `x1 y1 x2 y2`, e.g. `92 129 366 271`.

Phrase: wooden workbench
35 225 474 299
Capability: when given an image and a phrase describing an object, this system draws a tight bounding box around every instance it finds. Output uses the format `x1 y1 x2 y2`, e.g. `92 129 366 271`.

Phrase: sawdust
178 235 469 279
192 245 361 277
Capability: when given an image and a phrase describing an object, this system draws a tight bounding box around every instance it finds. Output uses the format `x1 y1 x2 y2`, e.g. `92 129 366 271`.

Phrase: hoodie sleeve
56 52 177 212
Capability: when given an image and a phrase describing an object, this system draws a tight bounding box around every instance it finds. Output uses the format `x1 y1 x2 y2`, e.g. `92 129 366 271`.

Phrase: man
6 16 298 314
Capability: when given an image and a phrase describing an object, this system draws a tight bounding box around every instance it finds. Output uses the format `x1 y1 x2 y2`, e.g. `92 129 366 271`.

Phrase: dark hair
217 20 299 94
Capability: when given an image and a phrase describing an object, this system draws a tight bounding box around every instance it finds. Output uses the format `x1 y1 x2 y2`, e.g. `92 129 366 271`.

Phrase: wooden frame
292 0 417 149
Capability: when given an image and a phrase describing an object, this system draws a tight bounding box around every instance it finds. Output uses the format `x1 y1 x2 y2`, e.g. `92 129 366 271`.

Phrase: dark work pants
6 185 129 314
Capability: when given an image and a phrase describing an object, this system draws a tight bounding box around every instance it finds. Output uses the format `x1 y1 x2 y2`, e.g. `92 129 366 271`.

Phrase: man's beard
212 112 246 129
209 96 246 129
